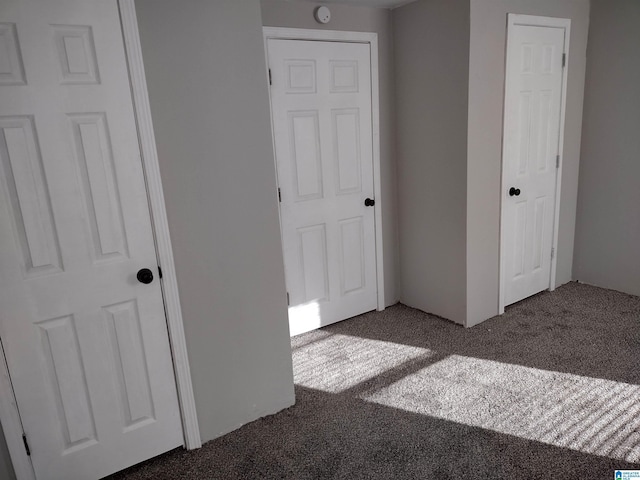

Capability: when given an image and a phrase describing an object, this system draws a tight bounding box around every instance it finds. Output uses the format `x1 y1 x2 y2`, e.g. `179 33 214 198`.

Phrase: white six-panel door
267 39 377 336
0 1 183 479
502 18 568 307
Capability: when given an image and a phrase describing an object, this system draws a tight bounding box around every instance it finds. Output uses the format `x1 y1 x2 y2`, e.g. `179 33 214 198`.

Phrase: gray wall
466 0 590 326
261 0 400 306
0 423 15 480
573 0 640 296
135 0 295 442
394 0 470 324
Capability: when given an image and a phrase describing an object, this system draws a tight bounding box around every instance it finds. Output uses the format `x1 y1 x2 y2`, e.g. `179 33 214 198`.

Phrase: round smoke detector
314 6 331 24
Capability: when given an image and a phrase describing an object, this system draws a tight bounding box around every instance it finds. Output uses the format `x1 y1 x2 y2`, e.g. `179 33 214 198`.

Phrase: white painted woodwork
0 337 36 480
0 1 183 479
52 25 100 85
502 22 566 307
268 39 377 336
0 23 26 85
117 0 200 450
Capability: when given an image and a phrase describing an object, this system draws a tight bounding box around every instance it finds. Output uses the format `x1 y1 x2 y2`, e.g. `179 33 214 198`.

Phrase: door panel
0 22 26 85
0 1 183 479
103 299 155 430
70 113 129 263
38 315 96 452
502 22 566 306
338 217 365 295
0 116 63 276
333 109 362 195
290 111 322 200
298 223 330 304
268 39 377 336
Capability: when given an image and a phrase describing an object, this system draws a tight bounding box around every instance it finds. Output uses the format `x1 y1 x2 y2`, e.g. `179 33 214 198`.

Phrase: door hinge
286 292 290 305
268 68 272 86
556 155 560 169
158 266 163 279
551 247 555 260
278 188 281 202
22 434 30 456
562 53 566 68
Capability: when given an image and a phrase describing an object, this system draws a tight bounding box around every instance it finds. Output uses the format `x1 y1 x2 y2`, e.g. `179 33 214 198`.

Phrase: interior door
502 20 567 307
0 1 183 479
267 39 377 336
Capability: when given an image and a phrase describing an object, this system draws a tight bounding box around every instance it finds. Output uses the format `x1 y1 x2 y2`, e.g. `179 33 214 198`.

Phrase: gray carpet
109 282 640 479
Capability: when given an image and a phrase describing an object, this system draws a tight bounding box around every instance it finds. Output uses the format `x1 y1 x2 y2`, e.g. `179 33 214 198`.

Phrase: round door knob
137 268 154 284
364 198 375 207
509 187 521 197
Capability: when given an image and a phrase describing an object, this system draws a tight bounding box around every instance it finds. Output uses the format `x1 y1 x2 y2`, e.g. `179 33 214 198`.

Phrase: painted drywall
0 422 15 480
573 0 640 296
394 0 470 324
135 0 295 442
467 0 590 326
260 0 400 306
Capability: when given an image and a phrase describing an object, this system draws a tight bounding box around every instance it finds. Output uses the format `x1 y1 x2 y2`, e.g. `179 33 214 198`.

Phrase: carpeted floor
109 282 640 479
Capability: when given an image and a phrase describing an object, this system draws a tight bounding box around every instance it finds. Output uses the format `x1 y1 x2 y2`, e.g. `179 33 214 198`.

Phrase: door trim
0 3 202 478
498 14 571 314
118 0 201 450
0 338 36 480
262 27 385 311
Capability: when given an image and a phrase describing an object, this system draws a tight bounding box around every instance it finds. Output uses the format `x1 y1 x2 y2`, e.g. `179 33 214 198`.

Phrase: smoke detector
314 6 331 24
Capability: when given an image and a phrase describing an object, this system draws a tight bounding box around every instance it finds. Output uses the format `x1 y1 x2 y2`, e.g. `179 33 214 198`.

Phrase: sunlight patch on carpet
361 355 640 463
293 333 437 393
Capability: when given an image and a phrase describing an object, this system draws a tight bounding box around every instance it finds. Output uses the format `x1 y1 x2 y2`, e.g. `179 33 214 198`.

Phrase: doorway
0 1 197 478
264 28 384 336
499 14 571 311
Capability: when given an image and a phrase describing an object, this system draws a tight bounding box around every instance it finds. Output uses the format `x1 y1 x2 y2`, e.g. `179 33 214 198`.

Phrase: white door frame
0 2 201 478
498 14 571 314
263 27 385 312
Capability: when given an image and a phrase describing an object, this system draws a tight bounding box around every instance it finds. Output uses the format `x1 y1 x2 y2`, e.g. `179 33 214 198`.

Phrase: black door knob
364 198 375 207
509 187 521 197
137 268 154 284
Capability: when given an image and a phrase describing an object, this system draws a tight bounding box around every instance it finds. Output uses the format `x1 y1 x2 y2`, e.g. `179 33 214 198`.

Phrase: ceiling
296 0 417 9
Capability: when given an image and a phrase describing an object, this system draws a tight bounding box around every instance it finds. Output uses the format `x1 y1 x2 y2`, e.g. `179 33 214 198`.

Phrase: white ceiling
296 0 417 10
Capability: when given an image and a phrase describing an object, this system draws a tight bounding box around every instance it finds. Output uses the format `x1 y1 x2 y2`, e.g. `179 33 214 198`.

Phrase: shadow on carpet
108 282 640 479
